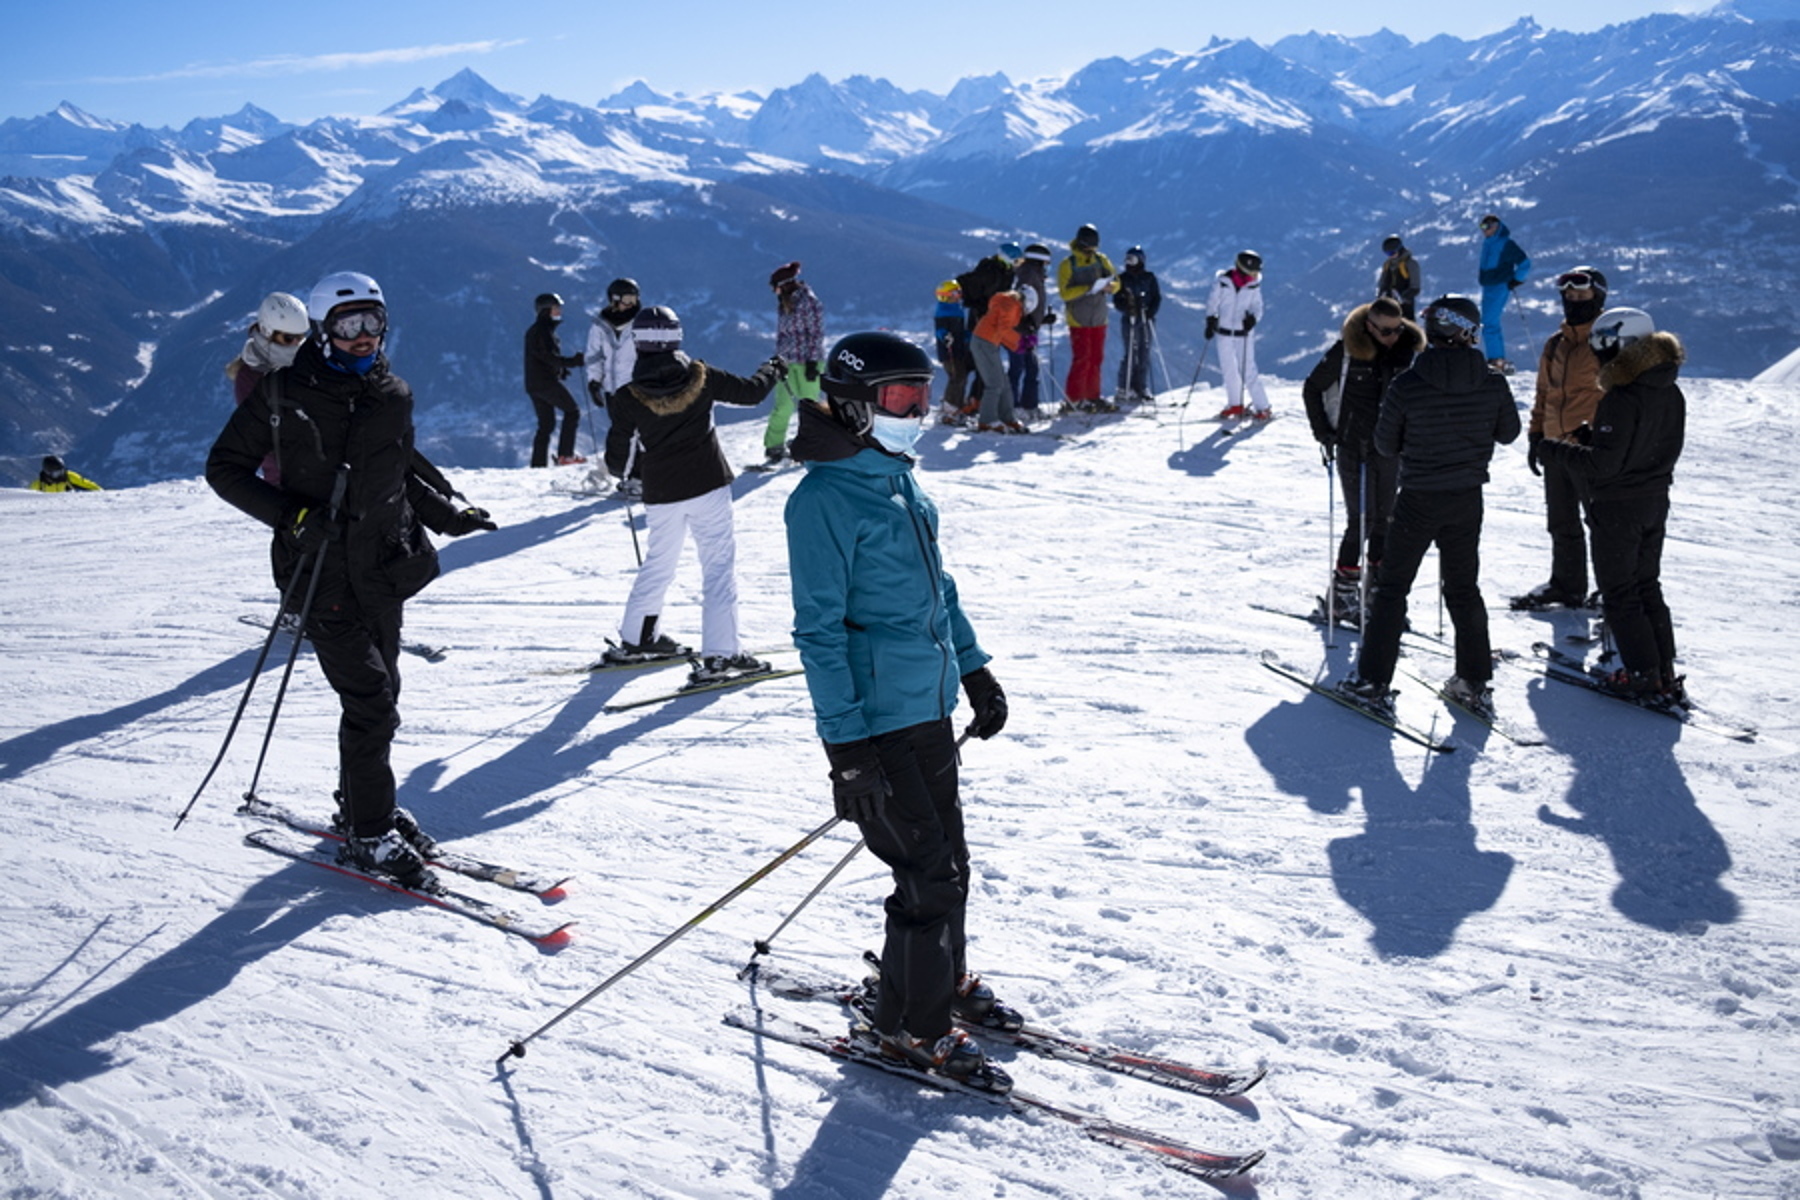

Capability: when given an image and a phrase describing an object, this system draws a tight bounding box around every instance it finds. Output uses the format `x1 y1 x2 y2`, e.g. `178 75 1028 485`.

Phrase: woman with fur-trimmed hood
1537 308 1687 703
1300 296 1424 616
600 305 783 682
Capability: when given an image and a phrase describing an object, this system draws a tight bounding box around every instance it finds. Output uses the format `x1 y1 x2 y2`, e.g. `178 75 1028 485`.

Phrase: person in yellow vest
29 455 102 492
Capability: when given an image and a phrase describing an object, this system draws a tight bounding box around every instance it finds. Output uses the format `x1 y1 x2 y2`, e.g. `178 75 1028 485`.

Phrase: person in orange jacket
971 288 1025 433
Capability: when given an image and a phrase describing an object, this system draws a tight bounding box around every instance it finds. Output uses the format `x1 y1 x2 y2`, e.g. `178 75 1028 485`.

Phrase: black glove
587 379 602 404
824 739 889 824
766 354 788 378
1042 309 1057 326
1204 316 1219 340
282 506 342 554
961 667 1008 740
803 360 820 382
1507 279 1522 292
1241 313 1257 332
1527 431 1545 477
446 506 498 535
1318 440 1336 467
1572 423 1593 446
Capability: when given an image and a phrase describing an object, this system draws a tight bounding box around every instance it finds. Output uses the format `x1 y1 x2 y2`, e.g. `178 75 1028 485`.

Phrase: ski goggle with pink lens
325 306 387 341
873 380 930 419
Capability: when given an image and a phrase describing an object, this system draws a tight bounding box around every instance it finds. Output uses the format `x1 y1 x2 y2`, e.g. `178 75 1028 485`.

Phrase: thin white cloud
80 40 526 85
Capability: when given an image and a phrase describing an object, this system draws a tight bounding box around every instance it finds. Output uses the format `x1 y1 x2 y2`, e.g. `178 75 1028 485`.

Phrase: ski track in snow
2 376 1798 1198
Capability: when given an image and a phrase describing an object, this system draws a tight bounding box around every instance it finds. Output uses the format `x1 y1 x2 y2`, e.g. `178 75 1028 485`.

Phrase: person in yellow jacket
29 456 102 492
1055 224 1119 410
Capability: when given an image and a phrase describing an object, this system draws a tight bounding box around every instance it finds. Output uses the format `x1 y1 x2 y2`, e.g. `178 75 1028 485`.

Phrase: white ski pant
1217 334 1269 412
618 484 742 657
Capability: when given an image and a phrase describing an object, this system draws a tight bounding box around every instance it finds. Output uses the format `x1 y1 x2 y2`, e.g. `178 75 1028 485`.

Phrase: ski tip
538 881 573 903
531 923 577 950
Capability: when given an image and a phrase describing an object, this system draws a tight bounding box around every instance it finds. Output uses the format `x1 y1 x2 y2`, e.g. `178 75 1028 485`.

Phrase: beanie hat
769 261 802 290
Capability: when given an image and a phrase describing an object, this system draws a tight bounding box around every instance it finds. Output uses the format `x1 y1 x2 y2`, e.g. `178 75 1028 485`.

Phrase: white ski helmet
256 291 309 337
1588 307 1654 360
308 271 385 324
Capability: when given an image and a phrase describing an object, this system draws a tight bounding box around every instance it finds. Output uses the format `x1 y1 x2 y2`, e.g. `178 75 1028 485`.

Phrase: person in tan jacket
1513 266 1609 611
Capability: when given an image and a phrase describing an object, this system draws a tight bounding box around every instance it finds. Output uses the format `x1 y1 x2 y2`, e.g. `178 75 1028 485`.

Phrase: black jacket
1302 303 1425 450
605 351 779 504
1539 332 1685 503
206 341 461 618
956 255 1015 320
1375 344 1521 491
1112 266 1162 322
523 312 583 397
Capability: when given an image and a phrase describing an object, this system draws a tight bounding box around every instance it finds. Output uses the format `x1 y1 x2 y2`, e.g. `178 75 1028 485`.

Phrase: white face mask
870 412 925 457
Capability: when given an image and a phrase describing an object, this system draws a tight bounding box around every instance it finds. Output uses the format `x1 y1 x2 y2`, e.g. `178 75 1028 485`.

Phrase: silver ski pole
1325 451 1337 650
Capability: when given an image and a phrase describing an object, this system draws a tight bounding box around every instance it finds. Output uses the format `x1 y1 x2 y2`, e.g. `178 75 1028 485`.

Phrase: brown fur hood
628 359 710 416
1341 302 1424 362
1598 331 1685 391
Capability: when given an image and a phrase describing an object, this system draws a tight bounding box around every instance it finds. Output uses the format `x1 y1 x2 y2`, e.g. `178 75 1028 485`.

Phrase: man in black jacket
1112 246 1161 403
1339 295 1521 715
1536 308 1687 704
207 271 496 888
1301 297 1424 621
600 306 783 683
525 292 587 467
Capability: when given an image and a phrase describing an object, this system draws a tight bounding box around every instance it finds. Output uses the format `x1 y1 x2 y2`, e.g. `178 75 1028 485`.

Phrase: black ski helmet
42 454 65 474
1382 234 1404 254
606 278 640 303
1125 245 1146 267
1423 294 1483 345
631 305 683 352
535 292 563 313
1235 250 1263 275
821 331 933 436
1555 265 1609 302
1073 224 1100 250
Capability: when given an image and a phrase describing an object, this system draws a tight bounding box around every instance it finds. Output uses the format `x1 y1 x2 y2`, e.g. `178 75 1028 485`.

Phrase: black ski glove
1241 313 1257 332
446 506 498 536
1042 310 1057 326
961 667 1008 740
1204 316 1219 340
1526 431 1545 477
1507 279 1522 291
1572 423 1593 446
804 360 820 382
824 739 889 824
282 505 342 554
587 379 602 404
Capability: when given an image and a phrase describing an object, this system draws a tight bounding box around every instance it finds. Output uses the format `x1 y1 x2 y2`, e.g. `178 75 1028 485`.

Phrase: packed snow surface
2 370 1797 1198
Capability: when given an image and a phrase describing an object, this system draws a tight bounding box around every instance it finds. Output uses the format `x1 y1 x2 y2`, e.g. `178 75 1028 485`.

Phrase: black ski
724 1007 1264 1181
746 965 1265 1098
1530 643 1756 742
237 795 573 897
603 665 805 713
239 613 446 663
536 642 696 676
1396 667 1545 746
1261 650 1454 752
243 828 575 946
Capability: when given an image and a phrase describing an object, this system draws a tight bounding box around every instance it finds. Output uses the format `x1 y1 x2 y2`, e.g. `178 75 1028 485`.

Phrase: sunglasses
268 329 306 347
874 380 930 420
326 307 386 341
1556 271 1597 292
1367 321 1404 338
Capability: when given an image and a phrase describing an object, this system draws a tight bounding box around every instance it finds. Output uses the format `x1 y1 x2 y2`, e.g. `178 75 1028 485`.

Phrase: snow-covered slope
3 370 1797 1197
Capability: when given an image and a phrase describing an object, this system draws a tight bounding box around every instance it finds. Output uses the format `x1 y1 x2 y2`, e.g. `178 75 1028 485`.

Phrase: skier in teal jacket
784 331 1013 1091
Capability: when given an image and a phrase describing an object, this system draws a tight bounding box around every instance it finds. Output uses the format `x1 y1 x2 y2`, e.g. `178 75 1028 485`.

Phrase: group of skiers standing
1298 223 1688 719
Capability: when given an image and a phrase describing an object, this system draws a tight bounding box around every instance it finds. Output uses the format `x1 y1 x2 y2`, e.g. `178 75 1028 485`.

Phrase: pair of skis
730 964 1265 1181
239 796 576 946
538 643 805 711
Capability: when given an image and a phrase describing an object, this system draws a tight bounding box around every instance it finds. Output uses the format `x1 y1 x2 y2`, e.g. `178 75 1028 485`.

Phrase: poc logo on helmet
836 349 866 372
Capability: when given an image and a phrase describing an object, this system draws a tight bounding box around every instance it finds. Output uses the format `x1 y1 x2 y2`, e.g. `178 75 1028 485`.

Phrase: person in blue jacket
784 331 1013 1091
1476 213 1531 372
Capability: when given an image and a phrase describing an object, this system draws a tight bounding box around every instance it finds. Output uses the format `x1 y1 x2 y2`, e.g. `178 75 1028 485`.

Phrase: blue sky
2 0 1717 128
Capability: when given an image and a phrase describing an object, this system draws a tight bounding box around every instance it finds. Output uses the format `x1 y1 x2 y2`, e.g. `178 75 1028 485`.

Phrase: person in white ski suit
1206 251 1269 418
586 279 642 492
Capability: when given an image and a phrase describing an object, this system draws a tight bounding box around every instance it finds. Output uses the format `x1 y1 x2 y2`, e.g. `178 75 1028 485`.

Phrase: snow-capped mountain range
3 3 1796 484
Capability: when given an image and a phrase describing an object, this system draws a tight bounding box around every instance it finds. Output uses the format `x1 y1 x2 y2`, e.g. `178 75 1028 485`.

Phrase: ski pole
1510 289 1535 364
1149 319 1173 399
623 495 643 567
498 814 846 1066
1179 337 1212 409
1324 452 1337 650
241 466 349 804
1358 459 1370 637
174 465 347 830
737 836 866 975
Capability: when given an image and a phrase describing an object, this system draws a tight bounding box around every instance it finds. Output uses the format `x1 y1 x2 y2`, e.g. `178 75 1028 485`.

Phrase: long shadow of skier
0 868 335 1111
0 647 279 783
1246 691 1514 958
1526 677 1739 932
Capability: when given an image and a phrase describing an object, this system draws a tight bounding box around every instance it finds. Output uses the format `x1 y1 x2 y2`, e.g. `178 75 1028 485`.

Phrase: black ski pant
856 717 969 1042
306 607 404 838
1543 455 1592 599
529 384 580 466
1357 486 1494 687
1335 442 1399 572
1116 317 1153 396
1589 493 1676 679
